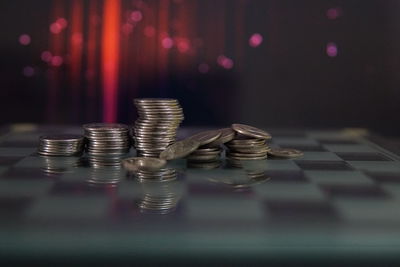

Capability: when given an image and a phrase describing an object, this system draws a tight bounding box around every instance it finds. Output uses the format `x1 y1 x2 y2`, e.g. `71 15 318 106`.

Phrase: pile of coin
83 123 130 156
133 98 184 158
187 147 223 169
38 134 85 156
225 124 272 167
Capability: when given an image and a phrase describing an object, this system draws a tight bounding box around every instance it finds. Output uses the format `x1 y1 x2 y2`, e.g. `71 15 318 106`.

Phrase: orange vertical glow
48 0 65 123
102 0 121 122
69 0 83 117
158 0 170 85
87 0 99 120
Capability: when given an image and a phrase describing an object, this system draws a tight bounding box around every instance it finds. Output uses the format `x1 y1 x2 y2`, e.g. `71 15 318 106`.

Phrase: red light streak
102 0 121 122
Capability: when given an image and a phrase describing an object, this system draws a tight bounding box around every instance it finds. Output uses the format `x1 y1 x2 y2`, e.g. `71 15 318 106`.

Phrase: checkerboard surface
1 126 400 261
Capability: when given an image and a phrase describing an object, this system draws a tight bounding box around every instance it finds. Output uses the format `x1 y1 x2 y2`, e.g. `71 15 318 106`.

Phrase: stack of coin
226 124 272 167
225 137 270 167
133 98 184 158
38 134 85 156
187 147 222 169
185 129 224 168
83 123 130 156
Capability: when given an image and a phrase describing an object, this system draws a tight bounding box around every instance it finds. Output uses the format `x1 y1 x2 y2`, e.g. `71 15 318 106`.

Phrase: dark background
1 0 400 136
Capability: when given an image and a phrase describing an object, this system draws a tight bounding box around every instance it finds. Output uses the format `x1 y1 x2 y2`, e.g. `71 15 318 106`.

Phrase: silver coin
188 130 222 146
159 139 200 160
39 134 84 142
231 124 271 140
206 128 235 147
267 148 303 158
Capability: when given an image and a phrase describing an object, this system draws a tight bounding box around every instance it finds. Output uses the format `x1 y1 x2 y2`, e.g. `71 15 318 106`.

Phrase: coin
159 139 200 160
231 124 271 140
267 148 304 158
122 157 167 172
188 130 222 146
206 128 236 147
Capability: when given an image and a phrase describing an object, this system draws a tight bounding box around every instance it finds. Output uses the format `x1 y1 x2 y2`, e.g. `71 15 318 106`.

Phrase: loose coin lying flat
206 128 236 146
122 157 167 172
231 124 271 140
268 148 303 158
188 130 222 146
159 139 200 160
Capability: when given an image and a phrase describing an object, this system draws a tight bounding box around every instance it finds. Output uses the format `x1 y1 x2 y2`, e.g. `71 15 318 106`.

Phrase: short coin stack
226 124 272 167
186 130 223 169
133 98 184 158
83 123 130 156
187 147 223 169
38 134 84 156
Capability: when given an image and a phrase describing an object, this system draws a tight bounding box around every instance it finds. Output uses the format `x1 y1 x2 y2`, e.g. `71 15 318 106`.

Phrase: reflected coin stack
40 156 81 175
133 98 184 158
134 168 177 182
139 182 180 214
225 136 271 167
87 155 126 168
187 147 222 169
87 165 123 186
83 123 130 156
38 134 84 156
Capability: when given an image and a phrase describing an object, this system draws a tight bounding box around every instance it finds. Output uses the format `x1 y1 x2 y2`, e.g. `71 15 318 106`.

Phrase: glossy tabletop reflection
0 126 400 262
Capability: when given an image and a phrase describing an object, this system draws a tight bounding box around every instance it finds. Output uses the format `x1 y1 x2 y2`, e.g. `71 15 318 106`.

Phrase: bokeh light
51 56 63 67
50 23 62 34
217 55 234 69
326 42 338 57
130 10 143 22
249 33 263 47
326 7 342 20
161 37 174 49
176 38 190 53
144 26 156 37
22 66 35 77
56 18 68 28
19 34 31 46
41 51 52 62
198 63 209 73
122 23 134 35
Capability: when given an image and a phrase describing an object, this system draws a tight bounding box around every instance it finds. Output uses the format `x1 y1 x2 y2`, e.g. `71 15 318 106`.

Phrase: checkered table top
0 125 399 263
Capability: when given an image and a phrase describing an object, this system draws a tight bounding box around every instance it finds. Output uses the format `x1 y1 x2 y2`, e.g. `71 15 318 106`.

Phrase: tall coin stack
83 123 130 156
225 136 270 167
133 98 184 157
38 135 84 156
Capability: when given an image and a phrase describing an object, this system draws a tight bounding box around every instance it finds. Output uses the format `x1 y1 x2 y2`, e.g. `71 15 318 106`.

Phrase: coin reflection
138 174 182 214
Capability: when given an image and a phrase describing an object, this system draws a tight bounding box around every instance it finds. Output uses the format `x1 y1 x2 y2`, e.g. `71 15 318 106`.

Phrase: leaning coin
231 124 271 140
267 148 303 158
187 130 222 146
122 157 167 172
206 128 236 147
159 139 200 160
